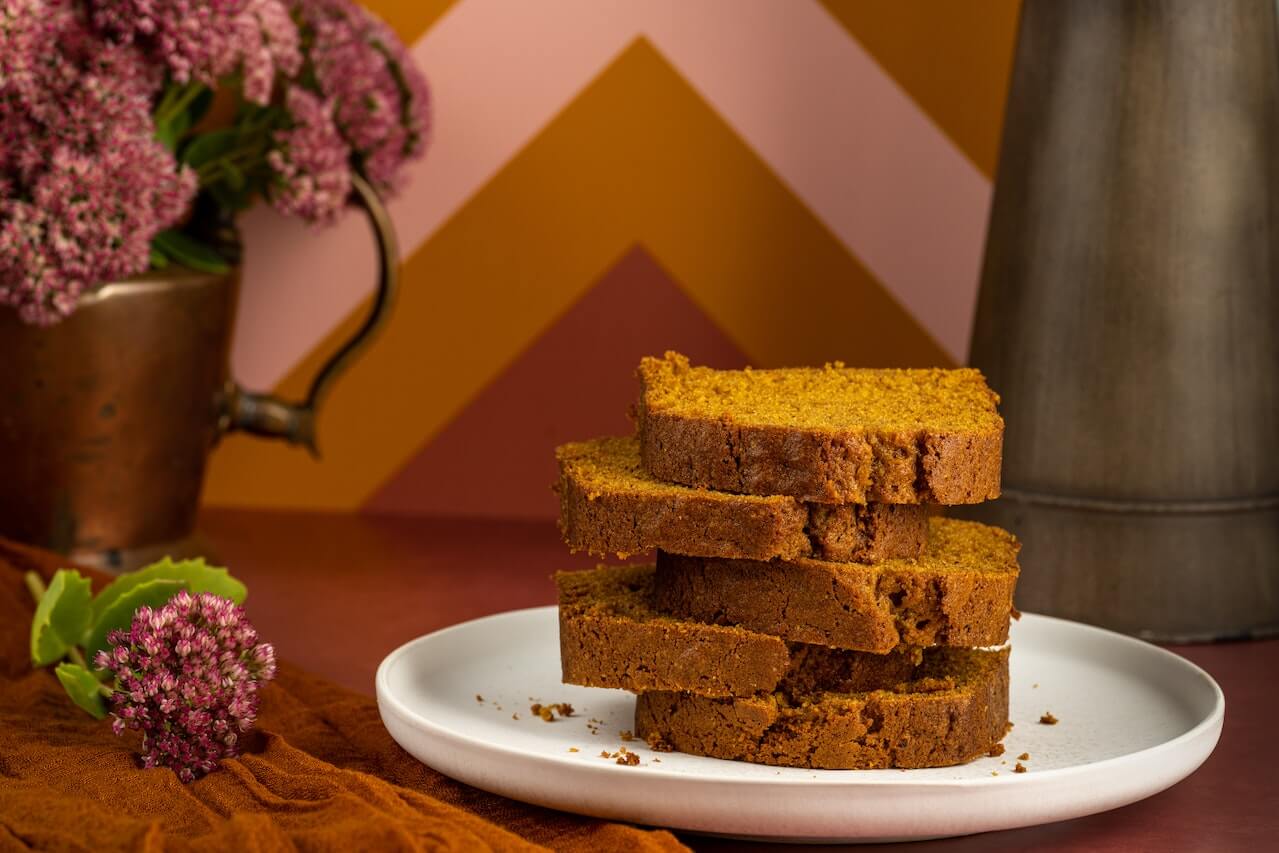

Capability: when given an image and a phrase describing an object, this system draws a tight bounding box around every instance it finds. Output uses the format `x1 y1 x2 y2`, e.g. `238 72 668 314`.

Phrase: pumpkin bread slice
557 564 789 698
557 564 920 699
637 351 1003 504
556 437 928 562
654 517 1019 654
635 647 1010 769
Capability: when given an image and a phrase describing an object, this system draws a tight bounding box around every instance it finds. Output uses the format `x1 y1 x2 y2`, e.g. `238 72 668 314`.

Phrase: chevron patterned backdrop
205 0 1021 519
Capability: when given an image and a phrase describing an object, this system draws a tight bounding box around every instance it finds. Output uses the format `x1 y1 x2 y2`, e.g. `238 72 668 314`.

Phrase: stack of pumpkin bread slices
553 352 1020 769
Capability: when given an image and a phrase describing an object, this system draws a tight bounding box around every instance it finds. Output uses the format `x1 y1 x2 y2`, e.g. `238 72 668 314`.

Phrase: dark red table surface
201 508 1275 852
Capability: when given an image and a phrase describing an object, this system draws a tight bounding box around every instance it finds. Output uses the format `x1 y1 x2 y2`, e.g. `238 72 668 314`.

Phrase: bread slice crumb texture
640 351 1001 433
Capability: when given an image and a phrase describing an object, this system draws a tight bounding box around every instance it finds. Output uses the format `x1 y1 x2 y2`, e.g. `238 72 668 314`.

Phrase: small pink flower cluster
0 0 195 324
298 0 432 195
266 87 352 224
89 0 301 104
94 590 277 783
87 0 430 222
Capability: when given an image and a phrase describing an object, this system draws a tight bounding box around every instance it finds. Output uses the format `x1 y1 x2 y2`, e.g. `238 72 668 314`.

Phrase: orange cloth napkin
0 539 686 851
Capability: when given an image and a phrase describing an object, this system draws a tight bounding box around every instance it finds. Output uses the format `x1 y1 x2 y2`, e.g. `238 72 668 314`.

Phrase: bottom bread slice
635 648 1009 770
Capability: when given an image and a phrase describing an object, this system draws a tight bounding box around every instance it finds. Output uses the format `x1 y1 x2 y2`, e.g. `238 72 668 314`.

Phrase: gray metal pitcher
960 0 1279 640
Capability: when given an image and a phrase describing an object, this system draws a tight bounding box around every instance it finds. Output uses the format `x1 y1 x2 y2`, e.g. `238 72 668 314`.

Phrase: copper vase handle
220 173 399 456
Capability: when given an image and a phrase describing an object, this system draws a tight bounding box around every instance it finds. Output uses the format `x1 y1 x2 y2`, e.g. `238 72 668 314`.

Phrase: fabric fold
0 539 685 852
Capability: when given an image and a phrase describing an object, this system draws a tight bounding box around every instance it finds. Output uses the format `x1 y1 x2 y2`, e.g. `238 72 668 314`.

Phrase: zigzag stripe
205 41 949 510
360 0 458 46
819 0 1021 178
230 0 990 394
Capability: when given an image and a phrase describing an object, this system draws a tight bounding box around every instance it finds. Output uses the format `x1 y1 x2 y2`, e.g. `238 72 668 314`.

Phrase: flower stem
155 81 207 126
68 646 90 670
23 570 45 605
154 82 181 121
195 140 270 183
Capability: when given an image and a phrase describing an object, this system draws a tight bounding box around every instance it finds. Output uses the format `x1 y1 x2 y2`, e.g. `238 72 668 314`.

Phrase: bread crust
635 649 1010 769
637 352 1003 504
558 565 931 699
557 565 790 698
654 518 1020 653
556 438 928 561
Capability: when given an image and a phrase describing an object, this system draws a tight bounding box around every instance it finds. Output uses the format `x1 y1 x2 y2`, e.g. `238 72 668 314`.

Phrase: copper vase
0 174 398 570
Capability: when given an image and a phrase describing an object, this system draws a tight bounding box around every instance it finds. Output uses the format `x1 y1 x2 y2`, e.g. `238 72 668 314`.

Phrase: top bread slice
636 352 1003 505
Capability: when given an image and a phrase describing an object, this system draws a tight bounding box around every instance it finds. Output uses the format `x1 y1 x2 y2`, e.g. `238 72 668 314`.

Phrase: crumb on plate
531 702 575 722
599 747 641 766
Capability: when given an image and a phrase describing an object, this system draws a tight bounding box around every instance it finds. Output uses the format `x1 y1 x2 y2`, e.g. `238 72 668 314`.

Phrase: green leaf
153 81 183 121
30 570 93 667
92 557 246 625
154 81 212 151
222 160 246 192
207 180 253 213
155 118 180 152
180 128 238 169
55 663 109 720
186 87 214 130
149 246 170 269
84 579 189 664
151 230 231 274
236 101 285 133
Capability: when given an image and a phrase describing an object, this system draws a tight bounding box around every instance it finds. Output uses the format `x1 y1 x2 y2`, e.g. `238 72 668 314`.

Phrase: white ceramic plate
376 607 1223 843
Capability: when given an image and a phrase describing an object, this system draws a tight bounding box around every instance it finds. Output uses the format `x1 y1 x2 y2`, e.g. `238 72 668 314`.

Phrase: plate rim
375 605 1225 791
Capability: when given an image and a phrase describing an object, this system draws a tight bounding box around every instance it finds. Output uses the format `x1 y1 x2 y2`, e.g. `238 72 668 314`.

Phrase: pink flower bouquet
0 0 430 325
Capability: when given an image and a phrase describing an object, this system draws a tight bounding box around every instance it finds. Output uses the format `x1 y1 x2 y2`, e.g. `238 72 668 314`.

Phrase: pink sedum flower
94 591 277 783
2 0 430 317
89 0 301 104
1 140 196 323
266 86 352 224
0 0 195 324
296 0 431 194
236 0 302 104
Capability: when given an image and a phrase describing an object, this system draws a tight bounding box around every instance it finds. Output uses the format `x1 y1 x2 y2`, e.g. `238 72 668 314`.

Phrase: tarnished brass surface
0 268 234 563
0 174 399 569
221 174 399 454
962 0 1279 640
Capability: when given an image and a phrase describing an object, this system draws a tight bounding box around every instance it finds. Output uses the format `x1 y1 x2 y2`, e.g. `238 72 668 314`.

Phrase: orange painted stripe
204 39 949 510
819 0 1021 177
361 0 459 44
